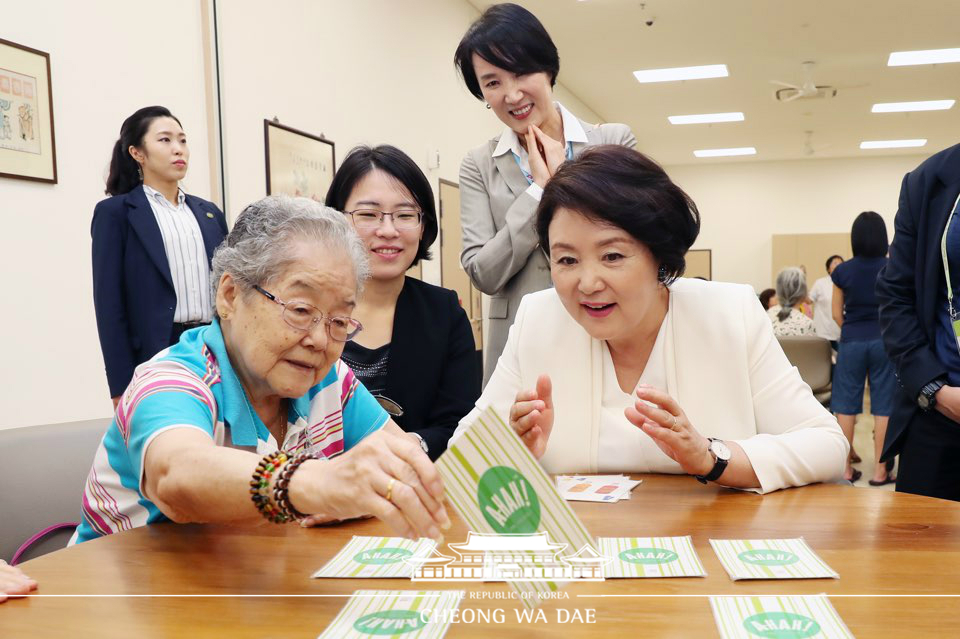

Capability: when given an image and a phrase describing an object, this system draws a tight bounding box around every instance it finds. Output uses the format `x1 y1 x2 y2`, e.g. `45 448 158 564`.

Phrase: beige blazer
458 118 636 384
455 278 849 494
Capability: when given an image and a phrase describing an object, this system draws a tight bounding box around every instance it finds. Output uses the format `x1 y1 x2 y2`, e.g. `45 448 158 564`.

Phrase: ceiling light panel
668 112 745 125
871 100 955 113
860 139 927 149
888 48 960 66
693 147 757 158
634 64 729 83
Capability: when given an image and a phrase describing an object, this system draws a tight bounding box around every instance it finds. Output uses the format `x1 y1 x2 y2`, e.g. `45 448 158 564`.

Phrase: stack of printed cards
555 475 642 502
318 590 464 639
312 536 438 579
709 538 839 580
598 536 706 578
710 595 855 639
437 407 597 608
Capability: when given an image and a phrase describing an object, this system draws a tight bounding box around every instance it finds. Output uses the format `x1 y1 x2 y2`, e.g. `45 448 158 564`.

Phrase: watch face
918 394 930 409
710 439 732 461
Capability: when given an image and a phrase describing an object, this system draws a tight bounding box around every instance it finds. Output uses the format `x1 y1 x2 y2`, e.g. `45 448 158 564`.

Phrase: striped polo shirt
71 320 388 544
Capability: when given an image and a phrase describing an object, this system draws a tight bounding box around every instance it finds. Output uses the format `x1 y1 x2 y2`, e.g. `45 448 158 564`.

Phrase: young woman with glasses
325 145 480 460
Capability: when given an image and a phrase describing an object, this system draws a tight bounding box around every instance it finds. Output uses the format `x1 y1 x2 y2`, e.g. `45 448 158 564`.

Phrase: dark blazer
876 142 960 460
384 277 481 459
91 186 228 397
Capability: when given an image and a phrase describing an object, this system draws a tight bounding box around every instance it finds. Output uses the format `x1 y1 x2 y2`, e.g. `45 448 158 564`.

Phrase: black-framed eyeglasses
254 286 363 342
345 209 422 230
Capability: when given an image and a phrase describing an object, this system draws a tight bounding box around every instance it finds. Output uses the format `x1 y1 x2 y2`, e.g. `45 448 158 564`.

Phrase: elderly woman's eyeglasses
345 209 422 230
254 286 363 342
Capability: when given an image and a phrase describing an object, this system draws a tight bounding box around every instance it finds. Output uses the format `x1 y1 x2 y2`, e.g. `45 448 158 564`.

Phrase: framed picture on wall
0 38 57 183
685 249 712 280
264 119 335 201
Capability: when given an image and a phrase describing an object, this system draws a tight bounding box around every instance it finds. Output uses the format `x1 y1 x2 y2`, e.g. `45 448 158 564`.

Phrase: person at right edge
876 142 960 502
454 3 636 384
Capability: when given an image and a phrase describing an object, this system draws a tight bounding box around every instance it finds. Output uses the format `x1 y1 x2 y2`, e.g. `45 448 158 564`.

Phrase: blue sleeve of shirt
124 382 215 485
831 263 848 290
342 378 389 451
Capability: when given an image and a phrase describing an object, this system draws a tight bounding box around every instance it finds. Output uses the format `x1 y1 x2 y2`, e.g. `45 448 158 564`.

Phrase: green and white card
313 536 438 579
710 595 855 639
437 407 596 606
709 538 838 580
318 590 464 639
598 536 706 578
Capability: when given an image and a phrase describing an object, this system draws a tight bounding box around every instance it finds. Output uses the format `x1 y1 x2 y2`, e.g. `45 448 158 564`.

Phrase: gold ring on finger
385 477 396 503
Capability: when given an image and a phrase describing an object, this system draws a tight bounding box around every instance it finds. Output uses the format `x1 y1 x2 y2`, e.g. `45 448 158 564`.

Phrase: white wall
666 153 929 292
0 0 213 429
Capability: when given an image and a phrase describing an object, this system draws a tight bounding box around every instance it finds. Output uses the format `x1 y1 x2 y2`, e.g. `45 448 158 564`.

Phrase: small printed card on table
437 407 598 607
556 475 642 502
312 536 437 579
317 590 464 639
598 536 706 578
710 595 855 639
709 538 838 580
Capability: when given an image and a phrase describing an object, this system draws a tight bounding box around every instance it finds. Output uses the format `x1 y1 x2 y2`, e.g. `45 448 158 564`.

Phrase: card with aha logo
709 538 839 580
710 594 855 639
313 536 438 579
317 590 464 639
599 536 706 578
437 407 596 607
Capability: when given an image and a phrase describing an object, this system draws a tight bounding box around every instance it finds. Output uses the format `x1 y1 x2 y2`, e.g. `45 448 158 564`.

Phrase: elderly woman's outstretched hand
292 427 450 541
625 385 714 476
0 560 37 603
510 374 554 459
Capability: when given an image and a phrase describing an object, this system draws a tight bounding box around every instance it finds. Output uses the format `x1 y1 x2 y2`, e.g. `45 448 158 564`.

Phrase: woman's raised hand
292 427 450 541
625 385 714 477
524 126 565 188
509 374 554 458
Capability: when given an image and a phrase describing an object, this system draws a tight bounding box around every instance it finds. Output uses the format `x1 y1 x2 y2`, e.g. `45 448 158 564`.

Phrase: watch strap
695 439 729 484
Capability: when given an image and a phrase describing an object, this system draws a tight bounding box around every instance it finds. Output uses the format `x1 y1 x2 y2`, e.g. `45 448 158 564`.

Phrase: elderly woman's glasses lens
346 209 422 230
254 286 362 341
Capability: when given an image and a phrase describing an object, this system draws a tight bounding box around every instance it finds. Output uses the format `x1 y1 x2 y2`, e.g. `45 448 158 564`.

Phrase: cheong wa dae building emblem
403 531 610 581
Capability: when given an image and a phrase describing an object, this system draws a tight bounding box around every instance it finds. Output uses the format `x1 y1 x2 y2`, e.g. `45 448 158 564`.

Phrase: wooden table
3 476 959 638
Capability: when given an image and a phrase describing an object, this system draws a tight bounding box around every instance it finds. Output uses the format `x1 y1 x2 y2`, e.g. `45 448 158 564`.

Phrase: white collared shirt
142 184 213 323
491 102 588 201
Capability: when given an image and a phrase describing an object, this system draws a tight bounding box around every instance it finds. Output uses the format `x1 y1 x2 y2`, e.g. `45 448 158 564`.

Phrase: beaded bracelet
273 452 319 521
250 451 291 524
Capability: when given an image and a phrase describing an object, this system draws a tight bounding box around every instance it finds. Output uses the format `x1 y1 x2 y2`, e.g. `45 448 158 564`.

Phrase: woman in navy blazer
326 145 480 460
92 106 228 403
876 142 960 501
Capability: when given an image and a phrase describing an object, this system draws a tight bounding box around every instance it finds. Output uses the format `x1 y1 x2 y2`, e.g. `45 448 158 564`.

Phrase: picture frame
0 38 57 184
264 119 335 201
685 248 712 280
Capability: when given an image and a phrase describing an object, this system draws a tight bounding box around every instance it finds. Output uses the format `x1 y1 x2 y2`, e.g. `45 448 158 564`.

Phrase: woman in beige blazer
455 146 848 493
454 3 637 384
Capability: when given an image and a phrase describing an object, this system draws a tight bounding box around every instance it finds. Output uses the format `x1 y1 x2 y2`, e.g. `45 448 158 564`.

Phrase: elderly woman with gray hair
72 196 449 545
767 267 816 337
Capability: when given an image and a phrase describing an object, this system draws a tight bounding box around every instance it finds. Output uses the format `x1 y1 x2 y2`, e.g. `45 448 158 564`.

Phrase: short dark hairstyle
824 254 843 273
536 145 700 285
850 211 888 258
759 288 776 310
106 106 182 196
325 145 437 266
454 3 560 101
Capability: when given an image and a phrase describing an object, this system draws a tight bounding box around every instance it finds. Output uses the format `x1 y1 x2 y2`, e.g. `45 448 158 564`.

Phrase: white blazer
455 278 848 494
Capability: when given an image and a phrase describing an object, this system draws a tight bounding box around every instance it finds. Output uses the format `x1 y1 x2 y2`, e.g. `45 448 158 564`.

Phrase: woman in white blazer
455 146 848 494
454 3 637 384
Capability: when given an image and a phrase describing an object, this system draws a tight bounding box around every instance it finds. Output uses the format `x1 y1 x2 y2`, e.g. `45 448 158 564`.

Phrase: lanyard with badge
940 192 960 353
512 141 575 185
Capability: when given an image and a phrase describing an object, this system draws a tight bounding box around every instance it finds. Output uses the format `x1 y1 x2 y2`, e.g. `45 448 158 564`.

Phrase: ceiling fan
771 61 838 102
